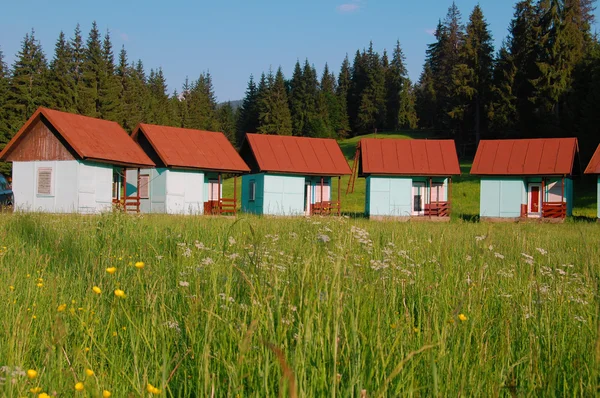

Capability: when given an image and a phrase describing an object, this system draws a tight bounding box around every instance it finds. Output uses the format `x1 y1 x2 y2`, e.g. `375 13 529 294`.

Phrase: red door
530 186 540 213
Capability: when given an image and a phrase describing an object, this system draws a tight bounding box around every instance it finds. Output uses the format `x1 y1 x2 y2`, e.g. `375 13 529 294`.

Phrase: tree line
0 0 599 165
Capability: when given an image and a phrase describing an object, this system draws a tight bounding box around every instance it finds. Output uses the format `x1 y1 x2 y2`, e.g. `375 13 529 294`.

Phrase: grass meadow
1 132 599 396
1 212 599 397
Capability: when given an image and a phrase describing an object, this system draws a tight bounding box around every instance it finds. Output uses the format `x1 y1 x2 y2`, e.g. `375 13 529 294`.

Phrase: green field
1 213 598 396
1 133 599 397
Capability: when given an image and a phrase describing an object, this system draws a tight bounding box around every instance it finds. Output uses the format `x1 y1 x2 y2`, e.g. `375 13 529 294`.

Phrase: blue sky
1 1 599 102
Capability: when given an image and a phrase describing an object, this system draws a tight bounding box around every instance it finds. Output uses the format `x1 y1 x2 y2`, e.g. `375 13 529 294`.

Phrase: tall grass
0 212 598 396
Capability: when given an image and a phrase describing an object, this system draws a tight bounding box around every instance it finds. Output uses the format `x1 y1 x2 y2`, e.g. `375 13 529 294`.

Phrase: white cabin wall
165 169 204 215
12 160 79 212
77 161 113 213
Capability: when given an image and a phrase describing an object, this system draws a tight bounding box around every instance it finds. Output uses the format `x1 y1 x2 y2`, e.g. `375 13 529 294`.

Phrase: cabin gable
5 117 77 162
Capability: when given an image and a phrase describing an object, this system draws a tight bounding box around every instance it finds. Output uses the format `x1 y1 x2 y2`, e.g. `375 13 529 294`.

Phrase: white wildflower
536 247 547 255
179 281 189 287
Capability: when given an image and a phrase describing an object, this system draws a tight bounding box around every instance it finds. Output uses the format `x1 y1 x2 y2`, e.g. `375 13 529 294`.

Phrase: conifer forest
0 0 598 168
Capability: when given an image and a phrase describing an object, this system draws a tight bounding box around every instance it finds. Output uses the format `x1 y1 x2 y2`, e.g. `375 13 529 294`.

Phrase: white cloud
337 1 362 13
120 32 130 42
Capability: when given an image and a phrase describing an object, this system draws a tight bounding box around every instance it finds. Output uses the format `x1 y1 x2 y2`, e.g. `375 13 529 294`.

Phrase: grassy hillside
223 132 598 220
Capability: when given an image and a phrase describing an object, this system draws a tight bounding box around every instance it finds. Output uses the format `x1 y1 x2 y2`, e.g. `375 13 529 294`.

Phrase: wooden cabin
239 134 351 216
584 144 600 220
471 138 579 221
0 107 154 213
127 124 249 215
347 138 460 220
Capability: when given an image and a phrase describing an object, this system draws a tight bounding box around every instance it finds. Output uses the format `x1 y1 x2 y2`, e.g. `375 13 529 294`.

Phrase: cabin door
412 182 426 216
304 182 312 216
205 179 220 214
528 183 542 217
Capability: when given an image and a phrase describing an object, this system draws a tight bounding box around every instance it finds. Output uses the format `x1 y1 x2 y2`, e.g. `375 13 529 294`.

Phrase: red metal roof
359 138 461 176
471 138 578 176
132 124 249 173
0 107 154 167
584 144 600 174
243 134 351 176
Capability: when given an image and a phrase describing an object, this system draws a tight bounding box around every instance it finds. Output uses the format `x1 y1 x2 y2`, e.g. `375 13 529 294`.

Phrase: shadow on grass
341 211 369 219
456 213 480 223
569 215 598 223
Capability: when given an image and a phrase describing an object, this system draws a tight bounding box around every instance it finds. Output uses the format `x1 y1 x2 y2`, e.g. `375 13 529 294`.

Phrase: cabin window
249 180 256 201
37 167 53 196
139 174 150 199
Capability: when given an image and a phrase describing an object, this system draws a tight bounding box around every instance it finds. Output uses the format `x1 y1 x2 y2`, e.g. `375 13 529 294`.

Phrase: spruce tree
48 31 75 112
257 67 292 135
186 72 218 131
98 29 120 121
488 44 518 132
356 42 386 134
397 79 419 129
78 21 103 116
336 55 351 137
415 64 437 129
461 5 494 144
509 0 540 132
6 29 50 131
236 75 259 145
320 63 342 137
147 68 170 125
217 101 237 144
70 24 85 112
386 40 409 130
0 47 10 152
288 60 306 135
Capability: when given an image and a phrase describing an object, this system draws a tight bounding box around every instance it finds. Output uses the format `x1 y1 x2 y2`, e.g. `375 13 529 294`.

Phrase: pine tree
509 0 540 131
6 29 50 132
415 64 437 129
386 40 409 130
48 31 75 112
488 44 518 132
460 5 494 144
320 63 342 138
236 75 259 145
217 101 237 144
0 47 10 151
257 67 292 135
78 22 103 116
98 29 120 121
348 49 368 134
186 72 218 130
70 24 85 112
356 42 386 134
147 68 170 125
288 60 306 135
336 55 351 137
397 79 419 129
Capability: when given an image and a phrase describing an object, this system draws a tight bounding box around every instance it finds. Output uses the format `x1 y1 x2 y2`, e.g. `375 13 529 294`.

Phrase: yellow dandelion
85 368 94 377
147 383 161 394
458 313 467 322
106 267 117 274
36 282 43 288
92 286 102 294
38 393 50 398
114 289 126 298
84 347 90 352
135 261 144 269
9 285 14 291
27 369 38 379
30 387 42 393
103 391 112 398
75 381 85 391
57 303 67 312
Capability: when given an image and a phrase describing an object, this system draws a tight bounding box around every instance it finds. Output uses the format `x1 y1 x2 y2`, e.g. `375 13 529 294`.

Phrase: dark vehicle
0 174 13 206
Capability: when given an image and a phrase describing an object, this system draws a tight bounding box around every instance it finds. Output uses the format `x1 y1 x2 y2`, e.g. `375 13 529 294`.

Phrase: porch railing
311 201 341 216
112 197 141 213
204 198 237 215
424 201 450 217
542 202 566 219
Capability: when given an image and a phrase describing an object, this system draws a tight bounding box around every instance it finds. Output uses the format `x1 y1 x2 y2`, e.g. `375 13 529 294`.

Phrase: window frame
248 179 256 202
36 167 54 196
139 174 150 199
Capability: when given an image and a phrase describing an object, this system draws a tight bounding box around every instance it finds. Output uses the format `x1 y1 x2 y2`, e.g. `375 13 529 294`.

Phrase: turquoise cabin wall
366 176 412 216
480 178 525 218
125 168 167 213
598 177 600 219
241 173 265 215
365 176 448 217
262 174 305 215
479 177 574 218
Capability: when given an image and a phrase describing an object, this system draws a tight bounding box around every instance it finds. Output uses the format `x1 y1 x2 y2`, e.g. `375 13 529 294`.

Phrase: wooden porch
424 201 450 217
309 176 342 216
112 167 142 214
204 174 238 216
